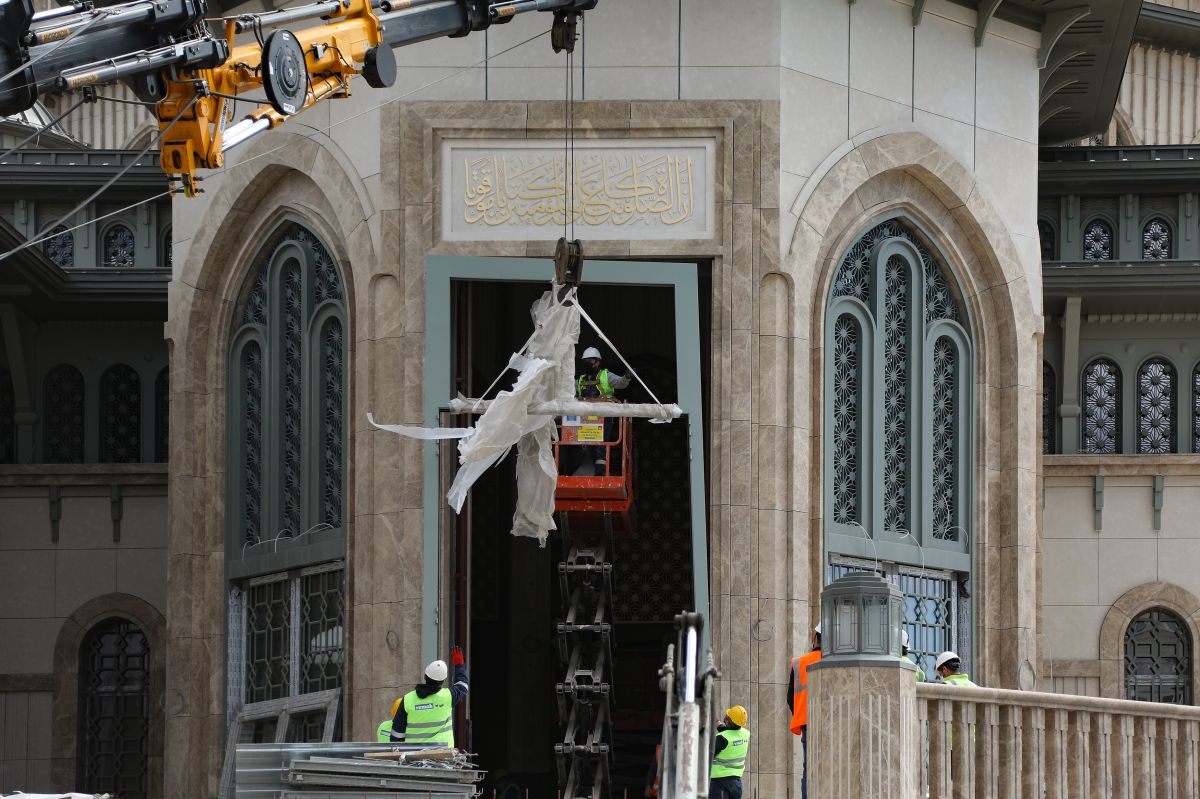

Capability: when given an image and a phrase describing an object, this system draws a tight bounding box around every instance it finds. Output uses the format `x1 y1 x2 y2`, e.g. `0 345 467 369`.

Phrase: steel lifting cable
0 94 199 263
0 94 90 162
0 27 555 266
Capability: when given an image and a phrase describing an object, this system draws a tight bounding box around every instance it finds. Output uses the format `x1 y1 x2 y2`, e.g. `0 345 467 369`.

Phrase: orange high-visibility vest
650 744 661 796
789 650 822 734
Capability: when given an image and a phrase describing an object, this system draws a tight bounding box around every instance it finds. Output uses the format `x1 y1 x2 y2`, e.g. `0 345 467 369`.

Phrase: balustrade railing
917 682 1200 799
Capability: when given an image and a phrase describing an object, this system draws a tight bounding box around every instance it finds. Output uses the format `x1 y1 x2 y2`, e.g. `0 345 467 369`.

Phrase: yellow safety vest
401 688 454 747
709 727 750 779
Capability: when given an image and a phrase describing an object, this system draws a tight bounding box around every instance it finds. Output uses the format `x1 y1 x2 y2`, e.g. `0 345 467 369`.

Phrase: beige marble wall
1044 457 1200 700
781 130 1043 721
166 99 792 796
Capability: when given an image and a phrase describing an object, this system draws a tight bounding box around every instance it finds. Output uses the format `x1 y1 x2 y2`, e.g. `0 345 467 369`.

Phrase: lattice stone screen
79 618 150 799
1125 607 1193 705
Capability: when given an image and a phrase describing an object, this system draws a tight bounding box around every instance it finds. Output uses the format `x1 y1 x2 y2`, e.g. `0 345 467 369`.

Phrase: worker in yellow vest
709 705 750 799
576 346 630 474
902 629 926 682
376 697 403 741
389 646 469 746
788 624 821 799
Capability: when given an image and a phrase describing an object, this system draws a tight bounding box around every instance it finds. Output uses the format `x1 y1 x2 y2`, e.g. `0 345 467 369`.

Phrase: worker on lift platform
575 346 630 473
387 646 469 746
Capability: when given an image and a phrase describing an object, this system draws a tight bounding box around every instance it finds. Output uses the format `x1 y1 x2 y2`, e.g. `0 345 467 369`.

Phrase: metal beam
975 0 1004 46
1038 6 1092 69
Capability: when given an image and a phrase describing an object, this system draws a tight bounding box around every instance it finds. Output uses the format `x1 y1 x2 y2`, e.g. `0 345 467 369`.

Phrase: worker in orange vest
788 623 821 799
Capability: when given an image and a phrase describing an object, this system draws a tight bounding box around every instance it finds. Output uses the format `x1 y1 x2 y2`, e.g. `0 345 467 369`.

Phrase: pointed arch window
1137 358 1176 455
1083 358 1121 454
43 363 85 463
44 224 74 268
1083 219 1114 261
1043 362 1057 455
227 222 347 562
103 224 136 268
99 364 141 463
1142 218 1171 260
824 219 972 559
1125 607 1192 704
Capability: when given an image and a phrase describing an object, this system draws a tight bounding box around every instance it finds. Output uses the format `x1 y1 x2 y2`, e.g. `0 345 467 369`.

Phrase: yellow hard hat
725 705 748 727
390 697 402 717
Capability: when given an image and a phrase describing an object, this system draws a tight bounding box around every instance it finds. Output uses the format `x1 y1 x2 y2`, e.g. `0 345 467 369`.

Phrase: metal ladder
554 511 616 799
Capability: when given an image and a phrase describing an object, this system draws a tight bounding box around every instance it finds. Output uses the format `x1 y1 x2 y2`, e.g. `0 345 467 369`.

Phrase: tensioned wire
0 26 553 265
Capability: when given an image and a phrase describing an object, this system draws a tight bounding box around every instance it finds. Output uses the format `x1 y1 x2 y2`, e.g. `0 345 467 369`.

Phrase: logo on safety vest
414 702 434 711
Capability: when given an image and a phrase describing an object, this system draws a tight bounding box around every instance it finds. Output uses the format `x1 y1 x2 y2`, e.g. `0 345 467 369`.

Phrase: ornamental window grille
824 218 972 558
1043 362 1057 455
1137 358 1176 455
0 365 13 463
1194 363 1200 454
229 564 345 727
1082 358 1121 454
1083 219 1114 261
829 557 961 679
43 363 85 463
103 224 136 268
228 222 346 553
99 364 141 463
78 618 150 799
1142 218 1171 260
1124 607 1193 705
43 224 74 268
162 226 172 269
154 368 168 463
1037 219 1056 261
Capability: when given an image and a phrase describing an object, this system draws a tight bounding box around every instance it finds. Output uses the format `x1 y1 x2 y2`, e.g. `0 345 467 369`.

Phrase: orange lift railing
553 408 635 534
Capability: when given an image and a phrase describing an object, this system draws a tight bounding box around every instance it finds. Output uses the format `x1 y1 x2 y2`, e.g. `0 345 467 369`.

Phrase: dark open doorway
448 276 703 796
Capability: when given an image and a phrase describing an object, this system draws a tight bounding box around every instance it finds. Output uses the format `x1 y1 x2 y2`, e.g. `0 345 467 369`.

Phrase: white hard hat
582 346 602 360
425 659 448 682
813 623 821 635
901 629 910 648
935 651 960 671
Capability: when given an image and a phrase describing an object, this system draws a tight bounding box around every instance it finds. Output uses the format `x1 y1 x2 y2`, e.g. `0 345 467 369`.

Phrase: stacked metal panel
234 743 482 798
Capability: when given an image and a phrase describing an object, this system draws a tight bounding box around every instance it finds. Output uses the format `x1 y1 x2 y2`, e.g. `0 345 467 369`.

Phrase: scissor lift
552 412 636 799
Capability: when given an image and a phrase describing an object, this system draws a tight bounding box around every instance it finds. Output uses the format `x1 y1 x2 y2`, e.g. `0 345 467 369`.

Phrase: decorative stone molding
50 592 166 797
1098 581 1200 700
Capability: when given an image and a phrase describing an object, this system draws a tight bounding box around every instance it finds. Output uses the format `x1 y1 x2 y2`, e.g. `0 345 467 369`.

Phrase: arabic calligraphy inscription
443 139 715 241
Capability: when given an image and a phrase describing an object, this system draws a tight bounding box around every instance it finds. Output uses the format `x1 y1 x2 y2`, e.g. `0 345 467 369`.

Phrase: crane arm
0 0 597 195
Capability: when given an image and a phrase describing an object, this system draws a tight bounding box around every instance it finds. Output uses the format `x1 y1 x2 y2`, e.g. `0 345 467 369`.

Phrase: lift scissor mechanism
0 0 597 195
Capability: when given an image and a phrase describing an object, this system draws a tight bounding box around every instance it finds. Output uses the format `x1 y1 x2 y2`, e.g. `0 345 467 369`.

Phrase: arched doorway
78 617 151 798
1125 607 1193 704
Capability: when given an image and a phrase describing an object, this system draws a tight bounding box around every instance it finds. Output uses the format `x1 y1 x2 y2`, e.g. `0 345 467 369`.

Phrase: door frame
422 256 710 664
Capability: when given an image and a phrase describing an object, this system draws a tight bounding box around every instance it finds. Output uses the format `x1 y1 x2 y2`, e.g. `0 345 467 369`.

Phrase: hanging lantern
819 572 905 661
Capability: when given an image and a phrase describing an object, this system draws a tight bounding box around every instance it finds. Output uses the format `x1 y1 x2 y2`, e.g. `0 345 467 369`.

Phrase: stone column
807 660 918 799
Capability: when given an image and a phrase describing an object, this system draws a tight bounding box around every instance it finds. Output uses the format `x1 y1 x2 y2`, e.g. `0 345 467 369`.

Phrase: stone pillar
807 661 918 799
807 573 918 799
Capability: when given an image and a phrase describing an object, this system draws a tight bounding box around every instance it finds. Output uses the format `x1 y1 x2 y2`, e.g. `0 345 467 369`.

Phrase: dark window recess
78 618 150 799
100 364 141 463
44 224 74 268
1125 607 1193 705
154 368 169 463
0 365 14 463
1037 219 1056 261
43 363 85 463
1043 362 1056 455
